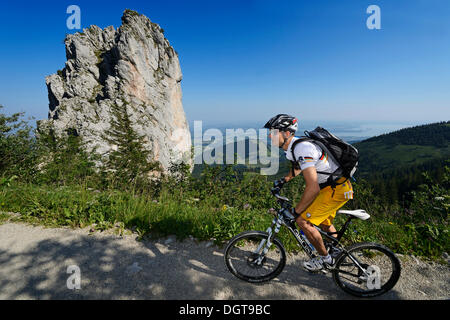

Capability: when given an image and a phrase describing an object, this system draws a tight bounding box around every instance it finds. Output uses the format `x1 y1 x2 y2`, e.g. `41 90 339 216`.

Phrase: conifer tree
102 100 160 189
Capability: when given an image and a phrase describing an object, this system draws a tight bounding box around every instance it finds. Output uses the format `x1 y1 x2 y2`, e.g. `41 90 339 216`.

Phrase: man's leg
319 223 338 238
296 216 328 256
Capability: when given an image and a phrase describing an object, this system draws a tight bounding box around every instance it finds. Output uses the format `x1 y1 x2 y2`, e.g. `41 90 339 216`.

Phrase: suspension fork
253 217 282 264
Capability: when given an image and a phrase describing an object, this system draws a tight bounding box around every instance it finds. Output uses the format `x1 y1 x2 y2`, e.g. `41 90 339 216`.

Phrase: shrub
0 105 37 179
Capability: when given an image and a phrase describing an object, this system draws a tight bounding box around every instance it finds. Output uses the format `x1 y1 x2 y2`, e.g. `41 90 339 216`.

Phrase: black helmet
264 114 298 133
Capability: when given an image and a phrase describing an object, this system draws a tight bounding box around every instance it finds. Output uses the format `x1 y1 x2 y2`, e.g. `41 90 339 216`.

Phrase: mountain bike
224 185 401 298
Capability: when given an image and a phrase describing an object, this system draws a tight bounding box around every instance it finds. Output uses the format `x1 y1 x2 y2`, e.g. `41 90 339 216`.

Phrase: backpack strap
289 138 302 176
290 137 310 164
290 160 300 170
291 137 326 174
320 171 348 190
291 137 346 190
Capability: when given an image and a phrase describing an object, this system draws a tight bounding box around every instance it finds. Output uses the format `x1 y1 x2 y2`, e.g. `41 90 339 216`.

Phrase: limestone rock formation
37 9 192 174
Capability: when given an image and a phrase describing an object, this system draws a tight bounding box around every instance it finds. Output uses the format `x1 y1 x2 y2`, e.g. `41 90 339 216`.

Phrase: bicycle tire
332 242 401 298
224 231 286 283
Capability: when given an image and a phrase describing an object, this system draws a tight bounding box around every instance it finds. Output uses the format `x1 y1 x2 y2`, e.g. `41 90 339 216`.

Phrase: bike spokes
224 231 286 283
333 243 401 297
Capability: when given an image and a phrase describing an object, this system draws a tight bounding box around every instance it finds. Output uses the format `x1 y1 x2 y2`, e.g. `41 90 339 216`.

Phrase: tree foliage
100 101 161 190
0 105 37 178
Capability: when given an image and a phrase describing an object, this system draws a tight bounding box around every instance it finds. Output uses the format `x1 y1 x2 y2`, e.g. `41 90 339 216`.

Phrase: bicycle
224 184 402 298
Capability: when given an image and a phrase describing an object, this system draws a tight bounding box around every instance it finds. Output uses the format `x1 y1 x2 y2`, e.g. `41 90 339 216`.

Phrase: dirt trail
0 222 448 300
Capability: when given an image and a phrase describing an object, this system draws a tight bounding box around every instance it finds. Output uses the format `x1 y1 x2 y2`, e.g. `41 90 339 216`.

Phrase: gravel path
0 221 448 300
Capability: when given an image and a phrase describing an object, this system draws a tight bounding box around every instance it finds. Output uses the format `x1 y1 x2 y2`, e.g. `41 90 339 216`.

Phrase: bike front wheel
224 231 286 283
332 242 401 298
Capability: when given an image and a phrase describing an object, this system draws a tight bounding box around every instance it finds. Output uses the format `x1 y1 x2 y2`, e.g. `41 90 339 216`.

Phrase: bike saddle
337 209 371 220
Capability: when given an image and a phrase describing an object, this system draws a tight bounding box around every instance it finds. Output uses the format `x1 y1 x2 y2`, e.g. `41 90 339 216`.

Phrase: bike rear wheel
224 231 286 283
332 242 401 298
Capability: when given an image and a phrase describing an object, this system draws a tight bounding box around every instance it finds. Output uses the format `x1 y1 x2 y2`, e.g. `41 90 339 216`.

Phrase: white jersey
285 137 339 185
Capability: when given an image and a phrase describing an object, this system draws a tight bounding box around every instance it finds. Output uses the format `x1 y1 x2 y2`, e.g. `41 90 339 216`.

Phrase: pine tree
102 100 160 189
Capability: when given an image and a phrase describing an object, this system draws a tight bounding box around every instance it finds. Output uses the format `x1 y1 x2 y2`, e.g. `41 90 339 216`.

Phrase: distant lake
189 120 426 143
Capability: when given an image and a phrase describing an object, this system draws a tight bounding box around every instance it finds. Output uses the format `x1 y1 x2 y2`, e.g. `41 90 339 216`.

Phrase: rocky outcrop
37 9 192 174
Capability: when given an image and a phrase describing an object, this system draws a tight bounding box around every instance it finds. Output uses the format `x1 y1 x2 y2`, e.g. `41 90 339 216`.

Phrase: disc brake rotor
247 253 266 268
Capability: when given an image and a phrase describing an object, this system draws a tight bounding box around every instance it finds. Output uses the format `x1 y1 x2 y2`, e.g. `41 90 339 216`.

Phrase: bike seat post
337 216 354 241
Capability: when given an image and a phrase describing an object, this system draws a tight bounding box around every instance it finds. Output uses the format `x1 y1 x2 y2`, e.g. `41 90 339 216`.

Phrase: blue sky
0 0 449 133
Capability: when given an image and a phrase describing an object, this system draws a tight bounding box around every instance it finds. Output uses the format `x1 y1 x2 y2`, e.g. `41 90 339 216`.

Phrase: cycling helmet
264 114 298 133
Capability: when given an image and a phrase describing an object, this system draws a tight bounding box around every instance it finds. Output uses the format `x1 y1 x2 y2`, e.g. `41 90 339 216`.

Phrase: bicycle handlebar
271 187 291 204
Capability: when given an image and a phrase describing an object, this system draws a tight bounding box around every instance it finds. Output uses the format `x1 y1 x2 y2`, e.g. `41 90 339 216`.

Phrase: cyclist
264 114 354 272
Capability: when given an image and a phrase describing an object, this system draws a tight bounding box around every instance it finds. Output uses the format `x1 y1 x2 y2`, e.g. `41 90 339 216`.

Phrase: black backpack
290 127 359 188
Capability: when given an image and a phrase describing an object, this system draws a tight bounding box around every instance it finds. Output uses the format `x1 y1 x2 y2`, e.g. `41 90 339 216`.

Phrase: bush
0 105 37 179
404 168 450 256
33 129 100 187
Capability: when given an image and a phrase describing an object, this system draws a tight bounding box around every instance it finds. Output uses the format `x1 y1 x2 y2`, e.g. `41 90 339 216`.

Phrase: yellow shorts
300 178 353 227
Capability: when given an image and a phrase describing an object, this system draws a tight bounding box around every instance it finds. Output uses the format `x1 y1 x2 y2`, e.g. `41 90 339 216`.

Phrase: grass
0 182 266 242
1 179 447 260
94 50 104 66
0 212 11 225
124 9 140 17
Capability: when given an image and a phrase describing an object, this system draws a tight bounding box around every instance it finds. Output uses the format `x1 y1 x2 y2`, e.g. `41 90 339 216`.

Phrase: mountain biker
264 114 354 272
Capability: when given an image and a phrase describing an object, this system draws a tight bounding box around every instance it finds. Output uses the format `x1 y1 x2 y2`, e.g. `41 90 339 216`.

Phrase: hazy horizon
188 119 438 141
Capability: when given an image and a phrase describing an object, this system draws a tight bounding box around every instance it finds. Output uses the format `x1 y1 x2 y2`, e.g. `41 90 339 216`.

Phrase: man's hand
290 207 300 220
273 177 286 189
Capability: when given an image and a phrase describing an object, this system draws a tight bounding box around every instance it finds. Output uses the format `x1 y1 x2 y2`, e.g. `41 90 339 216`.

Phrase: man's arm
294 166 320 215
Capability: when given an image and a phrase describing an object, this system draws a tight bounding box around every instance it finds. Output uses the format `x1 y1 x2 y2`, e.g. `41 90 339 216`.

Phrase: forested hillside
354 121 450 202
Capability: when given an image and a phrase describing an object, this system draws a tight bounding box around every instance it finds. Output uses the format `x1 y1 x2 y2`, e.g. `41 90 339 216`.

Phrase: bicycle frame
254 207 368 273
261 210 349 259
254 211 317 263
250 187 372 277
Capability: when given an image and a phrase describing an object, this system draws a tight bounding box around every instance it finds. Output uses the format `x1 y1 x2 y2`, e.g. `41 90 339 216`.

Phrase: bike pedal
301 265 325 274
323 263 335 272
